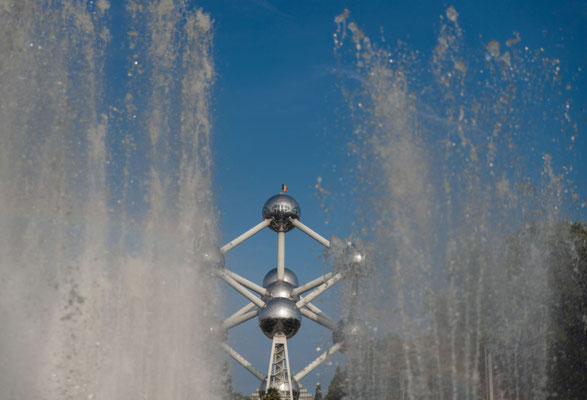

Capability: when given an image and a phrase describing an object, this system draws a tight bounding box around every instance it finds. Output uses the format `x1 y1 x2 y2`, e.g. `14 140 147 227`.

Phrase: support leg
266 333 294 400
277 231 285 281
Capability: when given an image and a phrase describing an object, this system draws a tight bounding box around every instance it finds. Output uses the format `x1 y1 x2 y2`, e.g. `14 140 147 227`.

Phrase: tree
263 387 281 400
324 366 347 400
221 361 233 400
314 382 323 400
546 222 587 399
231 394 252 400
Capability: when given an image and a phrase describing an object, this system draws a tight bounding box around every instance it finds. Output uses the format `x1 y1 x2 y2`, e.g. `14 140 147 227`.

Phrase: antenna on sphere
210 187 371 400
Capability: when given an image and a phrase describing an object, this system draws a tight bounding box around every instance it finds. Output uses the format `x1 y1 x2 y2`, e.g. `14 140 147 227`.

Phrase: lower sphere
259 378 300 400
332 317 367 353
258 298 302 339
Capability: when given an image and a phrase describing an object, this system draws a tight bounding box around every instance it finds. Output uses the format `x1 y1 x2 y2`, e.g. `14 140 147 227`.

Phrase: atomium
258 297 302 339
218 192 364 399
262 194 301 232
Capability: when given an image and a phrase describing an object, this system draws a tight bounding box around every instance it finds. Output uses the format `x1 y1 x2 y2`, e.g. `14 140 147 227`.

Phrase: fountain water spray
326 7 583 400
0 1 221 399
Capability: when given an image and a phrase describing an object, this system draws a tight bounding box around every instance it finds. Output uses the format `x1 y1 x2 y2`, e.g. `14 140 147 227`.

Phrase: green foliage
314 382 323 400
315 221 587 399
221 361 233 400
324 366 347 400
263 387 281 400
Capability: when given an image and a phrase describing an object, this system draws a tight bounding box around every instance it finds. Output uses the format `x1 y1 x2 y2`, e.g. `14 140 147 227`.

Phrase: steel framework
214 193 367 400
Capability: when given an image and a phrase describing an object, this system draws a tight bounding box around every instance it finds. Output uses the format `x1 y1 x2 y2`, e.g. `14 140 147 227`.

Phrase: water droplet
486 40 500 59
446 6 458 22
454 60 467 73
334 9 350 24
506 32 521 47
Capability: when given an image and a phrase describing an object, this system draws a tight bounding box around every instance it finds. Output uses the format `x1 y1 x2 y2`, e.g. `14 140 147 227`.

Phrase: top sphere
262 194 301 232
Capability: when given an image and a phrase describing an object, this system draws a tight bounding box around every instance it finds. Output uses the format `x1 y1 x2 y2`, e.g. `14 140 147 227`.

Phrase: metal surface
292 272 334 296
219 194 365 395
330 238 373 279
304 302 337 326
300 308 337 331
262 280 299 302
261 333 297 400
217 269 266 308
223 269 267 296
221 219 271 253
222 343 265 381
258 298 302 339
222 308 259 330
259 378 299 400
262 194 301 232
293 342 342 382
332 317 368 353
295 272 344 309
200 243 225 268
223 302 256 327
262 267 299 288
277 231 285 280
290 218 330 248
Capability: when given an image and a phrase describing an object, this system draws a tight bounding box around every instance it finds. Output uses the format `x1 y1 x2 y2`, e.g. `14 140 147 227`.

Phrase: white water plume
329 7 582 400
0 1 221 399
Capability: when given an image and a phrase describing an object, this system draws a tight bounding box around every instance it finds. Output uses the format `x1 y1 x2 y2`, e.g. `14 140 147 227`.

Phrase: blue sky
180 0 585 394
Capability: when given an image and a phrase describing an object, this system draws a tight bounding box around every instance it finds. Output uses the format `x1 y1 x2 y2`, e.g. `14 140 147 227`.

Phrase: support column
266 333 294 400
277 231 285 280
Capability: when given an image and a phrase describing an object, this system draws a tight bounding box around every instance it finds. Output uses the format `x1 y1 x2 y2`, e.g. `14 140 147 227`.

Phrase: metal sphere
200 243 225 270
208 323 228 343
341 241 366 271
332 317 368 353
262 194 301 232
262 280 299 303
330 238 373 279
258 298 302 339
346 244 366 264
259 377 300 400
262 267 299 288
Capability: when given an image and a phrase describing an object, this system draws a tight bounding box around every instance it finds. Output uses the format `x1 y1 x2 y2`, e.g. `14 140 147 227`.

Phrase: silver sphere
332 317 368 353
262 280 299 303
346 244 366 264
330 238 373 279
262 194 301 232
200 243 224 269
258 298 302 339
259 377 300 400
208 323 228 343
262 267 299 288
